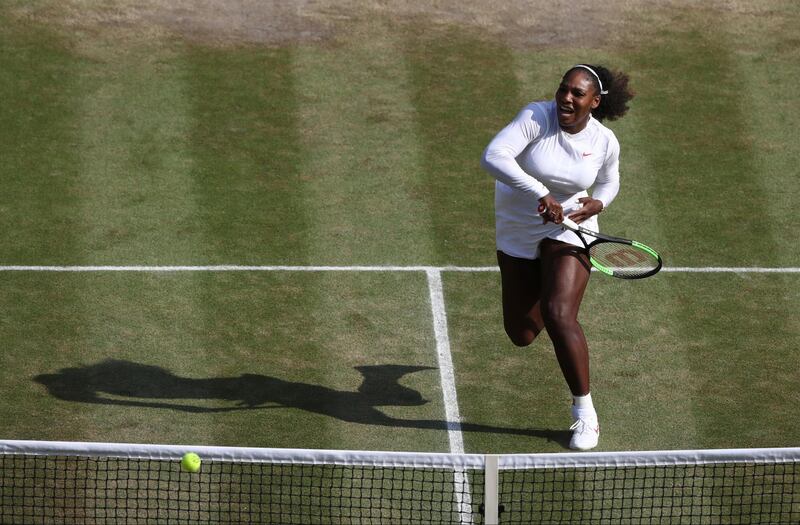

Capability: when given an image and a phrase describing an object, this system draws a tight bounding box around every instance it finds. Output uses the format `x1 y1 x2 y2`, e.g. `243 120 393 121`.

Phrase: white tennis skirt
495 184 599 260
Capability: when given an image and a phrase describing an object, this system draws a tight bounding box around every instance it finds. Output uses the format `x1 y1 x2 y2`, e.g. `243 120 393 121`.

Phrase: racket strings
589 242 661 278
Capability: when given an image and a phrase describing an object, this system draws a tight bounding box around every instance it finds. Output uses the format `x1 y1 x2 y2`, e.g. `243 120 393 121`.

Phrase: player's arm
480 104 550 200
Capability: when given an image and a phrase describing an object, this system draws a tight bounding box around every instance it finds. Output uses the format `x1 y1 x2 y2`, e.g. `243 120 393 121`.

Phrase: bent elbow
480 148 491 170
480 147 500 174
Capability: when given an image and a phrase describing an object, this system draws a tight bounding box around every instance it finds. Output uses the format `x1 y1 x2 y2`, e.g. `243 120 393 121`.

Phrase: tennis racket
546 211 663 279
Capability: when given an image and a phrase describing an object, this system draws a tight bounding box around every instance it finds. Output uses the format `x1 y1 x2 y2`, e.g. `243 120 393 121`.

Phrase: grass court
0 0 798 458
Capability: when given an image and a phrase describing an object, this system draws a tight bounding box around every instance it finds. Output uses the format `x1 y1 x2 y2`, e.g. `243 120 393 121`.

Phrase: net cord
2 440 798 470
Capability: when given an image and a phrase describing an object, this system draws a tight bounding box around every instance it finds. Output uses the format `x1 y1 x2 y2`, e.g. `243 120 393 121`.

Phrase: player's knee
541 302 577 330
504 323 538 347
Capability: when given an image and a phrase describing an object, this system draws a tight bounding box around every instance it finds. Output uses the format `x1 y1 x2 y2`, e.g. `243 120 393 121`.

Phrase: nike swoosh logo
582 152 593 157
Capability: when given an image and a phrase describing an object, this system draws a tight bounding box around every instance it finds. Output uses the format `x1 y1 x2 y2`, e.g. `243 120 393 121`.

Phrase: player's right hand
538 195 563 224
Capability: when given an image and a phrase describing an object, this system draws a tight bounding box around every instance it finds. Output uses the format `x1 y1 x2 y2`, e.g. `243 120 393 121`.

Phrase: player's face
555 70 601 133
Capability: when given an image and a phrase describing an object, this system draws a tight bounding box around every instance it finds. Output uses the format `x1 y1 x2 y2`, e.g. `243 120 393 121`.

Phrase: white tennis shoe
569 412 600 451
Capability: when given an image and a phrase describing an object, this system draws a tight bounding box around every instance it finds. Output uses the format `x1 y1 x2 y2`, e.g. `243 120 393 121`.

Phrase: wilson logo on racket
601 247 651 267
560 217 662 279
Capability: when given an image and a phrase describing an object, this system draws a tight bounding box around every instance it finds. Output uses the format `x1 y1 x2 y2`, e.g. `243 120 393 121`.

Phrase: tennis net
1 440 798 524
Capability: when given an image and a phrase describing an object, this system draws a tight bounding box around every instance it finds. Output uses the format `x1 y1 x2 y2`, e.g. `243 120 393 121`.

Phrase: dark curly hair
565 64 634 122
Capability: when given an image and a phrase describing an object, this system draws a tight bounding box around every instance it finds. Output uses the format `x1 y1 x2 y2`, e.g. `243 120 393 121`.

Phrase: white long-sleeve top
481 100 621 259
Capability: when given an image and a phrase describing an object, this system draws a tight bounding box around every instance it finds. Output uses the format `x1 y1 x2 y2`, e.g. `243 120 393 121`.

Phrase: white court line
0 265 434 272
661 267 800 273
1 265 800 272
425 268 465 454
443 266 800 273
425 268 472 522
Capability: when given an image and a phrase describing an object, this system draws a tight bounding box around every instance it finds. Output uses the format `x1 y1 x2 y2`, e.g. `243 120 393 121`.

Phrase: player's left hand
567 197 604 224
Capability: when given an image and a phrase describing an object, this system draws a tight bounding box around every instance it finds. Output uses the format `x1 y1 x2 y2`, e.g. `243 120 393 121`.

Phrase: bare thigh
539 239 591 322
496 250 544 347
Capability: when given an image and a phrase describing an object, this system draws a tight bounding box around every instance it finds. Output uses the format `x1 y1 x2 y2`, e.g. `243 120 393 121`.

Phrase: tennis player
481 64 634 450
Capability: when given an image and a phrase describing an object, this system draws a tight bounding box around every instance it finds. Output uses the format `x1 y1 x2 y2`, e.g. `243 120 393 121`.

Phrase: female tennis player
481 64 634 450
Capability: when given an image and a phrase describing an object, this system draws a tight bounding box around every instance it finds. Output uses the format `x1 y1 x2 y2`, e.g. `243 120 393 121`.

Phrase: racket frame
560 217 663 279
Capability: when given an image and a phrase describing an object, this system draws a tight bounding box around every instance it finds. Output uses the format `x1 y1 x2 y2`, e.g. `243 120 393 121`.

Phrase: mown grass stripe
291 22 435 266
722 5 800 268
0 13 82 263
184 45 310 264
401 22 519 267
629 24 781 268
74 43 201 264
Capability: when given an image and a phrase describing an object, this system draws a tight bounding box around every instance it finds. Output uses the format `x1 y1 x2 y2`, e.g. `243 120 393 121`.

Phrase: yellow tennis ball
181 452 201 473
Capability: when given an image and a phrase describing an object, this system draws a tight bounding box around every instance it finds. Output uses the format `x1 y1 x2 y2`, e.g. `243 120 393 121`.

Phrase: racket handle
560 217 579 231
539 204 579 231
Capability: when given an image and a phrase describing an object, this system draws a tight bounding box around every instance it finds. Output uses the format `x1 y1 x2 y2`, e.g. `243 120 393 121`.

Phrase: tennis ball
181 452 201 473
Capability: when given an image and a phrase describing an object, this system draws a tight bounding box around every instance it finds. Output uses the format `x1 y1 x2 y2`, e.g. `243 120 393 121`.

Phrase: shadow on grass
34 359 569 447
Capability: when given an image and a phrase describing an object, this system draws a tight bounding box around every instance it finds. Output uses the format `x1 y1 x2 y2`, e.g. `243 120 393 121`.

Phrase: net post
484 454 500 525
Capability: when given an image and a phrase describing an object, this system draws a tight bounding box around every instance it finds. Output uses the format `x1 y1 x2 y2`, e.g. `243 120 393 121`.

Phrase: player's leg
496 250 545 347
538 239 598 450
539 240 591 395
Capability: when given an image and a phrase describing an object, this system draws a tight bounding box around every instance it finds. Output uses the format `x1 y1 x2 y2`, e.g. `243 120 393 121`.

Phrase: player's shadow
34 359 570 447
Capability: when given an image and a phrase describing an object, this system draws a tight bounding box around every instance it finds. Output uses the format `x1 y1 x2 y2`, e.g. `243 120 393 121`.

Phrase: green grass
186 46 311 264
0 271 449 452
0 14 83 263
446 271 800 453
0 1 798 461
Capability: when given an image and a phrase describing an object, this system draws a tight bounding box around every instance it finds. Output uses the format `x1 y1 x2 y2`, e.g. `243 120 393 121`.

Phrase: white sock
573 393 593 410
572 393 596 419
